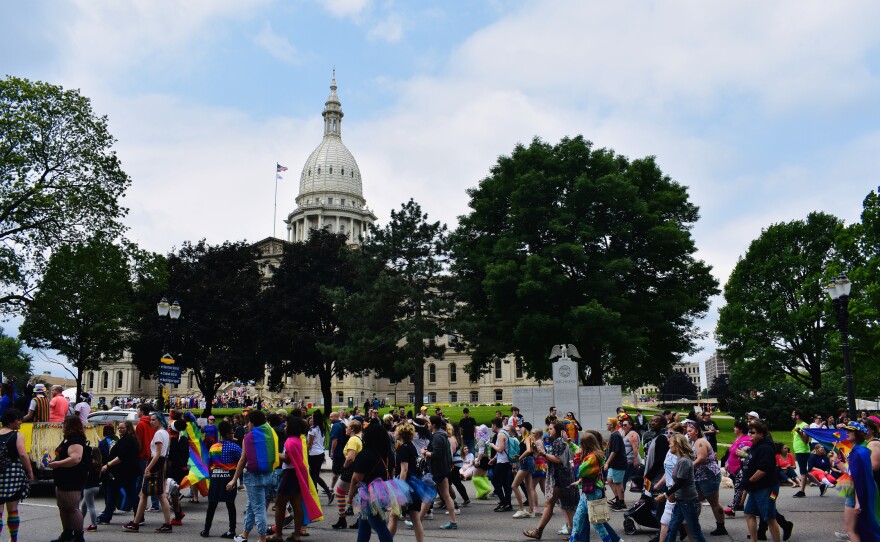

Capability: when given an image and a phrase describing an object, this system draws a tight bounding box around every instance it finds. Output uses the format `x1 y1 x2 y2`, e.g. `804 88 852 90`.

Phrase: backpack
78 440 93 479
0 432 15 471
502 430 521 462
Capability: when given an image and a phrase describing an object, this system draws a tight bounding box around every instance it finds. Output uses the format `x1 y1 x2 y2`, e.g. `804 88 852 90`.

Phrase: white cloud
254 22 301 64
367 13 403 43
319 0 370 19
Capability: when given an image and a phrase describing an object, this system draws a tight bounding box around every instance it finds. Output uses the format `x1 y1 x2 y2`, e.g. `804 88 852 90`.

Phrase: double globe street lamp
156 297 182 412
825 273 856 418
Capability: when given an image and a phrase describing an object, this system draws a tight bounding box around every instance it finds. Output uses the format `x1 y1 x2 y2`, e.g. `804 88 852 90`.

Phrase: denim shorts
696 474 720 497
518 455 535 474
606 468 625 484
744 486 778 521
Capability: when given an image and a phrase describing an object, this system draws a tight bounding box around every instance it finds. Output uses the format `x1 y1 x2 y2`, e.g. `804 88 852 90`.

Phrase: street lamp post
156 297 182 412
825 273 856 417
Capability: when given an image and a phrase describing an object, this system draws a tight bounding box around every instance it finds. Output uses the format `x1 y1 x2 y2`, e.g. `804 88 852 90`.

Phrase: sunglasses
748 430 757 434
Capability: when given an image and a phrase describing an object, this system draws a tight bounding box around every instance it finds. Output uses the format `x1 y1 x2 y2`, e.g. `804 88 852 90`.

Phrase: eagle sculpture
549 344 581 359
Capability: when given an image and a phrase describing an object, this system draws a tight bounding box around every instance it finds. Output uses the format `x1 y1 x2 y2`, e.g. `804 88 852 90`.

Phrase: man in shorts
743 421 781 542
604 418 628 510
790 409 811 498
328 411 347 496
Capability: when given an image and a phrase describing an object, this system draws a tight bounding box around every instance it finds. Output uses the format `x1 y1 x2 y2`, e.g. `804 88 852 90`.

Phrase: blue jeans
242 471 274 536
356 511 393 542
665 498 706 542
570 489 620 542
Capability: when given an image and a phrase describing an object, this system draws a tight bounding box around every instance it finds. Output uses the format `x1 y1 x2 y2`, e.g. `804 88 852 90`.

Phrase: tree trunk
320 366 333 414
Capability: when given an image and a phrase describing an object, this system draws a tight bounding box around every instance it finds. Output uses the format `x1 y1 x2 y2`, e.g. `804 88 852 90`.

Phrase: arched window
116 371 123 389
494 359 502 379
102 371 109 389
308 169 311 176
428 364 436 383
341 167 345 175
88 372 95 389
317 167 321 174
329 166 333 174
449 363 457 383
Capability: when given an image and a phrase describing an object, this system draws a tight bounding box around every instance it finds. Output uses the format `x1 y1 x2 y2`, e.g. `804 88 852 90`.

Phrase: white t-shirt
150 428 170 458
308 426 325 455
73 402 90 425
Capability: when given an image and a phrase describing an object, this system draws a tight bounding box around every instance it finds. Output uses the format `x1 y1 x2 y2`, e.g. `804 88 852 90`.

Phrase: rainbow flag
209 441 240 471
245 423 279 473
298 434 324 523
178 421 210 496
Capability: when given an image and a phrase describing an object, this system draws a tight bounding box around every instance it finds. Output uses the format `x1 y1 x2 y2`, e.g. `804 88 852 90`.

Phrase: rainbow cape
178 419 210 496
284 435 323 524
245 423 279 473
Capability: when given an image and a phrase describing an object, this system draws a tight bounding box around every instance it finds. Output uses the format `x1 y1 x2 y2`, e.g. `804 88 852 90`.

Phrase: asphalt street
18 481 848 542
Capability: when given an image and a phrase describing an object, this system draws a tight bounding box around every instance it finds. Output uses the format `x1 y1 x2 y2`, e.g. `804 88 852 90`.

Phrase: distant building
679 361 702 391
704 353 728 389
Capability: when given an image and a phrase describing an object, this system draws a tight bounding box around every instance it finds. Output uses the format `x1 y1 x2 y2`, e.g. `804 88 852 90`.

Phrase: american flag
276 163 288 172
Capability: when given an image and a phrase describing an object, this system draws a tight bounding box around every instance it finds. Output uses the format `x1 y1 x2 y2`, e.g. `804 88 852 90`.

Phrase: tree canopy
659 370 698 402
0 76 130 313
450 136 718 388
0 327 32 383
19 236 134 397
130 240 265 415
716 212 843 391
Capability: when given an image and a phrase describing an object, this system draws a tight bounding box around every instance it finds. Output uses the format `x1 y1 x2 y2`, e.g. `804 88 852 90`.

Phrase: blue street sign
159 365 183 384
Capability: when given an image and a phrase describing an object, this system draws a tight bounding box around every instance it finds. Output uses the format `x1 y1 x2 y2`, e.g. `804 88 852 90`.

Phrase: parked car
87 409 139 425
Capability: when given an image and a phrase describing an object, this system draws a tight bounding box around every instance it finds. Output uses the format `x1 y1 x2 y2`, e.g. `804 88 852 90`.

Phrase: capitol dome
285 72 376 245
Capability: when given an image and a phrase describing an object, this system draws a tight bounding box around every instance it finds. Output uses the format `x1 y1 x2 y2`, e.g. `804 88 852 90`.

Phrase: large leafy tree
450 136 718 388
716 212 844 391
659 370 698 402
261 230 362 411
329 200 450 411
0 76 130 312
130 241 265 416
19 236 133 397
0 327 33 383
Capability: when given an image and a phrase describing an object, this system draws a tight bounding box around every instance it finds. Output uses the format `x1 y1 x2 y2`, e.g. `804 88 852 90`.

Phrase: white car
87 409 139 425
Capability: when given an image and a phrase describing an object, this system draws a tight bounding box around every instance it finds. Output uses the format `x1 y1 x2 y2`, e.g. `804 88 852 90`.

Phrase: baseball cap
747 411 760 419
208 415 215 420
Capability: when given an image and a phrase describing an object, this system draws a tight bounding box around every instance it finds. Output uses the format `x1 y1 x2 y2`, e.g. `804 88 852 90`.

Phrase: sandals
523 529 542 540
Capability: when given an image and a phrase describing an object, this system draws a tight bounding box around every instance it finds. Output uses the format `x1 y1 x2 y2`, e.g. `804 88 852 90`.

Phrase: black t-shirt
459 417 477 440
54 434 87 491
607 431 628 470
396 442 417 477
109 436 141 483
700 421 718 450
745 438 776 491
353 448 391 484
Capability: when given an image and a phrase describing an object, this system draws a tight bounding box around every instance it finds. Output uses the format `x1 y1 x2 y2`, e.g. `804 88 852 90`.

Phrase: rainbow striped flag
245 423 279 473
179 421 210 496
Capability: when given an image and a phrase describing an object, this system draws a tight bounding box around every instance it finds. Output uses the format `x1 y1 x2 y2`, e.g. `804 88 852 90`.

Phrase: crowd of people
0 387 879 542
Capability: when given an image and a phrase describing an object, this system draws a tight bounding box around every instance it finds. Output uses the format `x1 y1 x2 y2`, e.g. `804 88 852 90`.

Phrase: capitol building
82 73 546 408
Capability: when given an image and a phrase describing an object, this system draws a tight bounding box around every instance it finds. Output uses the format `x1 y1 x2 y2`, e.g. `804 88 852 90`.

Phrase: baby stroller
622 493 659 536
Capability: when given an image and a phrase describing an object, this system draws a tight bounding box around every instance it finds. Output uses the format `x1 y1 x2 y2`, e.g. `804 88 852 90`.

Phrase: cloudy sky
3 0 880 385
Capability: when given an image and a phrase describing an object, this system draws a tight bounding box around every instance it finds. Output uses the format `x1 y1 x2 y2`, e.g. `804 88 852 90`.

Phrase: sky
3 0 880 387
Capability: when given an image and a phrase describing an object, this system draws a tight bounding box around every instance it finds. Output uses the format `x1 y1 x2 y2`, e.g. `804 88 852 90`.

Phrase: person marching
0 408 34 542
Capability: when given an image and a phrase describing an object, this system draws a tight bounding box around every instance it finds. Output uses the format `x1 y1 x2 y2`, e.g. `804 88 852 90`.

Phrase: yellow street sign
160 355 175 365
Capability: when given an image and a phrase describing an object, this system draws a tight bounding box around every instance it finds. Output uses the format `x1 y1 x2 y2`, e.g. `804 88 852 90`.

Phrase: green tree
130 241 265 416
0 76 130 312
659 370 698 402
0 327 33 383
329 200 450 411
716 212 843 391
450 136 718 388
261 230 362 411
19 236 133 397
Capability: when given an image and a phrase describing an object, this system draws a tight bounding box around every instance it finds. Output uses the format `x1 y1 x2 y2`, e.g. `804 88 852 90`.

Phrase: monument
512 344 622 432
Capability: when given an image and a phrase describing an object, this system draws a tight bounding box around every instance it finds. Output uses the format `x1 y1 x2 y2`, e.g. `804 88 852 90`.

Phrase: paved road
19 482 847 541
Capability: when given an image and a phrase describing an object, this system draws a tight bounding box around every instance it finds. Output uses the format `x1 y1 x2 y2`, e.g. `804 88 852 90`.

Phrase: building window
515 360 524 379
470 391 479 403
329 166 333 174
341 198 346 206
116 371 123 389
88 372 95 389
449 392 457 403
337 373 344 381
308 169 311 176
339 223 346 233
328 197 333 205
494 359 502 379
317 167 321 174
428 364 436 383
428 392 437 403
449 363 457 383
341 168 345 175
336 391 343 405
494 389 503 402
102 371 108 389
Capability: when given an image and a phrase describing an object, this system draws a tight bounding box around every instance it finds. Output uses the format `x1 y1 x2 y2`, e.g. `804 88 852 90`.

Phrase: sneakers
123 521 139 532
86 525 97 532
792 491 806 498
424 511 434 520
200 531 210 538
724 507 735 518
156 524 173 533
835 532 851 541
819 484 827 496
557 525 570 535
404 520 414 528
441 522 458 530
512 510 532 518
220 532 235 539
234 536 246 542
148 507 161 513
445 508 461 515
611 500 627 511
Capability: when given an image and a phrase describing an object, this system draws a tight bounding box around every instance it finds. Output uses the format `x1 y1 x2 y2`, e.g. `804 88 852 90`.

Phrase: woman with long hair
664 434 706 542
388 423 428 542
346 422 394 542
272 415 322 542
307 410 333 501
48 415 87 542
0 408 34 542
446 423 470 509
684 420 726 535
569 432 621 542
97 420 140 524
512 422 538 518
523 423 578 540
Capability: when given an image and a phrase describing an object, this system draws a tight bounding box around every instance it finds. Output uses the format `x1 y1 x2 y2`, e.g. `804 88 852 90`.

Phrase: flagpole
273 165 278 238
